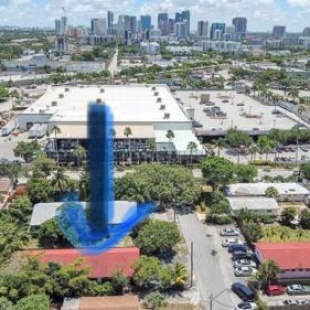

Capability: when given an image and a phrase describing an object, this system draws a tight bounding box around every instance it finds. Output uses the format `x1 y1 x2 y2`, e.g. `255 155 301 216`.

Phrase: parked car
234 259 257 268
287 284 310 295
301 300 310 305
220 228 239 236
266 285 286 296
222 238 243 247
234 302 257 310
283 300 300 306
231 282 255 301
232 251 253 261
228 244 247 253
234 266 257 277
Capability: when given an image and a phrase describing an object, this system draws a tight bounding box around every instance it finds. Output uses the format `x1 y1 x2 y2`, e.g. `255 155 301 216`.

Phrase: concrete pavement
178 213 239 310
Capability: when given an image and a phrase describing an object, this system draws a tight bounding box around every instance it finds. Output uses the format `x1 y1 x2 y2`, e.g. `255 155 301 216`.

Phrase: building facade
197 21 209 38
232 17 247 39
210 23 226 41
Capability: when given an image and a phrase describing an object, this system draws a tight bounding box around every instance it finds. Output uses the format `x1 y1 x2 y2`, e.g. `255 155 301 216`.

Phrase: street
108 48 118 76
178 213 239 310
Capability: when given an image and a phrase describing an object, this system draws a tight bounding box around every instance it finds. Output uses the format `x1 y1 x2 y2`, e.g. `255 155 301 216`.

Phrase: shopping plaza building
18 84 204 163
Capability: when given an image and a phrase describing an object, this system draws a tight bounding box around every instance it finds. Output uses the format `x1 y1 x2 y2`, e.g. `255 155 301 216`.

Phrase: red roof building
255 242 310 279
27 247 140 279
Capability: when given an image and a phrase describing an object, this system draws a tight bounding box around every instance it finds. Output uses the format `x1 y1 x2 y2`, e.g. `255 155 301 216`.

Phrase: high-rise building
158 13 169 35
210 23 226 40
272 25 286 39
107 11 114 29
140 15 151 32
61 16 68 35
232 17 247 39
224 25 236 41
181 10 190 34
175 21 189 40
129 16 137 34
197 21 209 38
55 20 62 36
302 27 310 37
175 12 182 23
91 18 107 35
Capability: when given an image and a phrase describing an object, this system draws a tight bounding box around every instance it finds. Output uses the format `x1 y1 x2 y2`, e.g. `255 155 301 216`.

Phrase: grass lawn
260 226 310 242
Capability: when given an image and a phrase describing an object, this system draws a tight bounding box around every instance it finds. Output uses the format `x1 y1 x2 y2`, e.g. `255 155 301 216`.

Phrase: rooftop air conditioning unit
154 91 159 96
152 86 156 91
160 104 166 110
157 97 162 103
163 113 170 119
51 101 57 107
65 88 69 92
39 109 46 114
100 88 105 93
59 93 64 99
96 98 102 103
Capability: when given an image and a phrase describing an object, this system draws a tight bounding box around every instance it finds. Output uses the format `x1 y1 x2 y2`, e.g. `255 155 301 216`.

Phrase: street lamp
208 288 231 310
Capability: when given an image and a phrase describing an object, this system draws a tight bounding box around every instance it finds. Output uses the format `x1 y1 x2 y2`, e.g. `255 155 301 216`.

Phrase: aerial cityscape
2 2 310 310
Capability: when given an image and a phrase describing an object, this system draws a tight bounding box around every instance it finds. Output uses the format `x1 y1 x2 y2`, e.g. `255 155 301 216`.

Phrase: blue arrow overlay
56 104 154 255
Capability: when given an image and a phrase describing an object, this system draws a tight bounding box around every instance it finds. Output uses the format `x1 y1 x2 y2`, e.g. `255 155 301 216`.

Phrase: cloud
287 0 308 7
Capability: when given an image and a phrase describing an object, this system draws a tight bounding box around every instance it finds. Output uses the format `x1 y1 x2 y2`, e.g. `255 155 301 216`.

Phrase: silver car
234 259 257 268
234 266 257 277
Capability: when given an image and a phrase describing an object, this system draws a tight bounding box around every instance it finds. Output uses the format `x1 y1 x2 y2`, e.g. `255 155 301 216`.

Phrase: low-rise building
27 247 139 279
200 40 243 53
255 243 310 280
227 197 279 215
226 183 310 202
61 296 140 310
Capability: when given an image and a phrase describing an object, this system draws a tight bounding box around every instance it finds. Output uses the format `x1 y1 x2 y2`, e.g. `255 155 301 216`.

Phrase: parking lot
175 90 308 132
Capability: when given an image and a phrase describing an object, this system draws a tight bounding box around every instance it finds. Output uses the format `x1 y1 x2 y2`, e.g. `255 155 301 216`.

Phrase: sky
1 0 310 32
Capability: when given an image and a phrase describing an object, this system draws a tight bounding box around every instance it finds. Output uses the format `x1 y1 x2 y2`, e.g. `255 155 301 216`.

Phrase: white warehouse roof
23 85 190 124
227 183 310 196
227 197 279 212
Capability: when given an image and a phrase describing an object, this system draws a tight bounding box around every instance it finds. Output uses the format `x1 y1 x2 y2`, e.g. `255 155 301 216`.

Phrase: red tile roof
255 242 310 269
27 247 139 278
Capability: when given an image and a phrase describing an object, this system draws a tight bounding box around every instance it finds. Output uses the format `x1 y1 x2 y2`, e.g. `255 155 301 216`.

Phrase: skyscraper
91 18 107 35
197 21 209 38
210 23 226 40
181 10 190 33
140 15 151 32
55 20 62 36
158 13 169 35
272 25 286 39
175 22 188 40
175 12 182 23
232 17 247 39
107 11 114 29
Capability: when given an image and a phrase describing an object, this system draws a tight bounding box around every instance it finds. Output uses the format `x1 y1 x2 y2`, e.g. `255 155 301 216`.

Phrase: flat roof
24 85 191 124
175 90 303 132
227 197 279 211
227 183 310 196
30 201 138 227
56 124 156 139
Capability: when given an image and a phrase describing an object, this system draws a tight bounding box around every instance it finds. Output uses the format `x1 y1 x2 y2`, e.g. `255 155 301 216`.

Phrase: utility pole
209 293 213 310
190 241 194 287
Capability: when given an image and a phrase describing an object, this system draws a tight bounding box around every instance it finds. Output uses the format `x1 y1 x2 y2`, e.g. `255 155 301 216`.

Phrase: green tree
111 270 129 295
0 161 22 186
201 157 235 190
300 163 310 180
143 292 168 310
134 219 180 257
51 125 61 163
235 164 257 183
187 141 197 166
298 104 307 115
215 137 226 157
281 207 297 226
169 262 188 290
32 156 57 179
166 129 175 164
0 86 9 102
13 294 50 310
243 221 263 242
257 259 280 286
124 127 132 163
27 178 53 204
209 190 230 215
225 129 253 148
51 168 70 196
300 209 310 229
73 145 86 167
0 297 13 310
257 136 276 162
8 196 32 223
13 140 41 163
265 186 279 199
78 171 89 201
38 218 71 249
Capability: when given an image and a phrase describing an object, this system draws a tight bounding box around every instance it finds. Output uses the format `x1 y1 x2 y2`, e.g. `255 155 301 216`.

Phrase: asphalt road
178 213 238 310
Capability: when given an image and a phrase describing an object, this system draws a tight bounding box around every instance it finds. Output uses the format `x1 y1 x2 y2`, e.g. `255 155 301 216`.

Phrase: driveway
178 213 240 310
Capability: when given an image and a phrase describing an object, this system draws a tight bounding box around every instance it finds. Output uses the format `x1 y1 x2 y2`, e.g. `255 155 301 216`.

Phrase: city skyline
1 0 310 32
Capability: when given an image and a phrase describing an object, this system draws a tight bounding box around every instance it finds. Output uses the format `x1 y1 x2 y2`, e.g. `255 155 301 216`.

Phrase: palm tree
124 127 132 164
79 171 89 201
51 168 70 197
187 141 197 166
279 227 291 242
51 125 62 164
170 262 188 290
166 129 175 164
258 259 281 286
73 145 86 168
249 144 259 162
214 137 226 157
264 226 277 242
149 138 156 163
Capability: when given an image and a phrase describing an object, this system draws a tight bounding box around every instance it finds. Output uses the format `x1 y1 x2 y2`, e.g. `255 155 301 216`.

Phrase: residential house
61 296 140 310
27 247 140 280
255 243 310 279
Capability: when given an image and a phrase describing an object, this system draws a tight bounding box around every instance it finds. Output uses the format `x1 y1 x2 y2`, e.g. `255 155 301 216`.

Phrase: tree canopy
13 141 41 163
